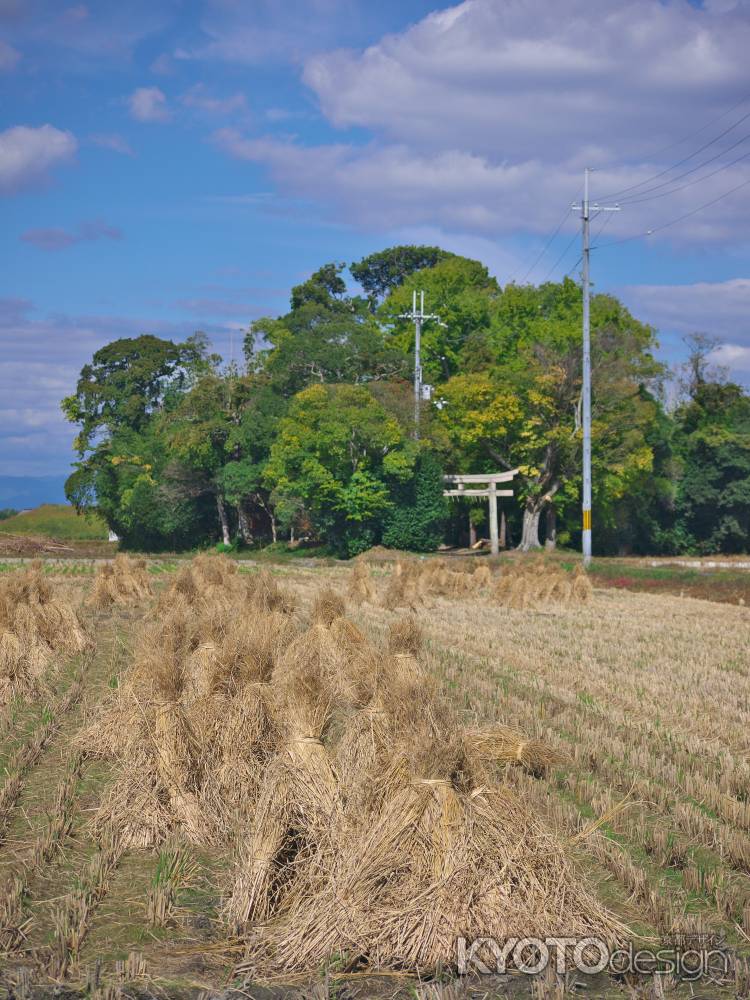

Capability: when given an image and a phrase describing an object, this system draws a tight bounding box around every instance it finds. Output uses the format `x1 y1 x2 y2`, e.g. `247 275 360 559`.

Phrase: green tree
380 256 499 385
62 334 213 453
350 245 453 306
246 264 406 398
434 280 663 550
63 334 218 547
672 345 750 553
382 450 447 552
264 384 415 556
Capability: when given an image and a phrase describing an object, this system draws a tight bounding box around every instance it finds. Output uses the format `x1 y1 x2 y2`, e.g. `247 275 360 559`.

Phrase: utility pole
399 290 441 439
572 169 619 566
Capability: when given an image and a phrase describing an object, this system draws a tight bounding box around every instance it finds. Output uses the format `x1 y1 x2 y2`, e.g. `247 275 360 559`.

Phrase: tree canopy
61 248 750 556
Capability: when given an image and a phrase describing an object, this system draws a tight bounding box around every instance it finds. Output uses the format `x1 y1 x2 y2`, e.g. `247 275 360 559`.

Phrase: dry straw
0 561 89 705
69 552 618 977
88 554 153 610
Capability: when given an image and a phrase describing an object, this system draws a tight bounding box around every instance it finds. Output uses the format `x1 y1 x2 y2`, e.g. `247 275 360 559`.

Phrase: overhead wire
617 130 750 204
516 206 572 283
599 105 750 201
591 173 750 251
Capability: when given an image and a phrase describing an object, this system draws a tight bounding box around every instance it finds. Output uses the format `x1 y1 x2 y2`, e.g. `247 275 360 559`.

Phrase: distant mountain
0 476 68 510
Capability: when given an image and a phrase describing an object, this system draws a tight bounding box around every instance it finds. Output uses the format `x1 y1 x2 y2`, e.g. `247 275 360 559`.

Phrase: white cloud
213 0 750 245
711 343 750 372
304 0 750 162
180 83 247 116
90 132 134 156
128 86 170 123
0 124 77 195
0 38 19 70
185 0 353 66
150 52 174 75
21 219 123 251
621 278 750 342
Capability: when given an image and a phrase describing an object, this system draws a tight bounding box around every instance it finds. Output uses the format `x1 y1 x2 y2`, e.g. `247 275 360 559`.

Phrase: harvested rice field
1 553 749 999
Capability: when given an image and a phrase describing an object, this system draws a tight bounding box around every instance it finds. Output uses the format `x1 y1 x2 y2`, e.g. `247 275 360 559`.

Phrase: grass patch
0 504 108 540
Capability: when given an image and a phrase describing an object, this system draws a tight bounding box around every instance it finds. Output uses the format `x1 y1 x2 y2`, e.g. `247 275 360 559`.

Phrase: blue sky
1 0 750 479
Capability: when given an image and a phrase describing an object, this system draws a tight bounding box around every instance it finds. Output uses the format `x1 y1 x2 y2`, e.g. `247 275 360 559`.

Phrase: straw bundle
347 561 377 606
493 561 592 610
572 565 594 601
251 569 296 615
158 553 249 613
240 750 620 976
463 724 569 774
82 568 300 847
311 587 345 627
88 554 153 610
0 563 89 705
225 642 341 928
382 561 423 610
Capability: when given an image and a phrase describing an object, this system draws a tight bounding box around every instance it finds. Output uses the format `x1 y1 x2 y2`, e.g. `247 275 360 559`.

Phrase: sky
1 0 750 481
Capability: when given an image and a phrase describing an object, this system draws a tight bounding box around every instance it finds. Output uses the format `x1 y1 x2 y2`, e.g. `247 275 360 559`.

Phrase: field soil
0 558 749 998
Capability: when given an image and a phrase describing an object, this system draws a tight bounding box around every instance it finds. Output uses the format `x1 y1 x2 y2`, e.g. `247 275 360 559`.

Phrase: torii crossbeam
443 470 519 556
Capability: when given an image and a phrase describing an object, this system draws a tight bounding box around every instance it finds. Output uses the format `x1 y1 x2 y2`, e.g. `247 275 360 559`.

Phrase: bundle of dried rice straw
88 554 153 610
0 562 89 705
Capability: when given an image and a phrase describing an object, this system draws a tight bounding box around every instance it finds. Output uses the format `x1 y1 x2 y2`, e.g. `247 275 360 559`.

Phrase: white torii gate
443 470 519 556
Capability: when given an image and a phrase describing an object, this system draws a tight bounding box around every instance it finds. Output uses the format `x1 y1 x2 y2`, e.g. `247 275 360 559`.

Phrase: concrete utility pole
572 169 619 565
399 290 441 439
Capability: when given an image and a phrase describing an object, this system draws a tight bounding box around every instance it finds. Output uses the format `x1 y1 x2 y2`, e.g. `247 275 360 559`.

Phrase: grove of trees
62 247 750 556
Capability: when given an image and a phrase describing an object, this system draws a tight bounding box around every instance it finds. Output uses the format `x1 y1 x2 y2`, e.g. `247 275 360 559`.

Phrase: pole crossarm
399 290 442 441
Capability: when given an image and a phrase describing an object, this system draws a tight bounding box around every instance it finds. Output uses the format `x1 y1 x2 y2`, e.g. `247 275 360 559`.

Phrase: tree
245 264 406 398
382 450 447 552
264 384 415 557
62 334 213 454
434 280 663 550
350 245 453 305
380 256 499 385
290 263 347 310
63 334 218 547
158 373 236 545
673 375 750 553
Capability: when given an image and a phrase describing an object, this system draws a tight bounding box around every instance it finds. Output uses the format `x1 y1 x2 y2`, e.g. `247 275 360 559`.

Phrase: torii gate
443 470 519 556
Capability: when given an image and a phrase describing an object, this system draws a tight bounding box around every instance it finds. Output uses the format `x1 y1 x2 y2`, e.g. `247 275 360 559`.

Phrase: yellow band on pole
583 510 592 530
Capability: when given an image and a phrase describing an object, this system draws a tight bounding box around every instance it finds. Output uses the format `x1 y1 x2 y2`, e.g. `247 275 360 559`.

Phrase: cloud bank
0 124 77 194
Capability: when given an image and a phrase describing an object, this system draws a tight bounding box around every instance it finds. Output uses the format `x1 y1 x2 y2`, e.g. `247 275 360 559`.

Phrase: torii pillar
443 470 519 555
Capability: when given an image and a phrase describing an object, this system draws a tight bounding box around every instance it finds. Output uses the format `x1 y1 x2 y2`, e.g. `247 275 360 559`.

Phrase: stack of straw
0 561 89 705
73 553 616 975
88 554 153 610
226 607 621 977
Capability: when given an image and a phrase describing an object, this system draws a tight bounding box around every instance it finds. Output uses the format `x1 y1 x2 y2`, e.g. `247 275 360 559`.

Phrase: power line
599 105 750 201
591 173 750 251
618 129 750 204
516 206 572 283
619 146 750 206
564 254 582 280
506 200 578 285
539 230 579 283
615 90 750 168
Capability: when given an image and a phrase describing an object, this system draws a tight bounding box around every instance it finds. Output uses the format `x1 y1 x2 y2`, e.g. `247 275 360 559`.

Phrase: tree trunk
499 509 506 549
545 506 557 551
270 513 277 544
237 505 252 544
290 524 294 545
216 494 231 546
518 505 542 551
468 514 476 548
